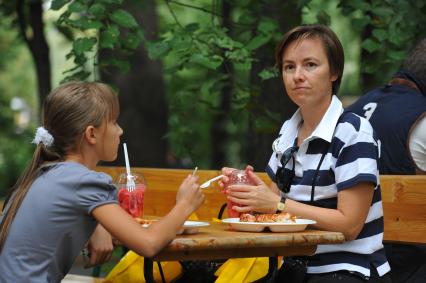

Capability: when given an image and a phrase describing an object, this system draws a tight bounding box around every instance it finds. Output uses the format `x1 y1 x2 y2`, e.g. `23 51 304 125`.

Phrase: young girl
0 82 204 282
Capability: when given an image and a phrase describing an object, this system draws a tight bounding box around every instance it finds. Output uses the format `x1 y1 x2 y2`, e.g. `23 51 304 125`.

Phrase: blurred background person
347 38 426 283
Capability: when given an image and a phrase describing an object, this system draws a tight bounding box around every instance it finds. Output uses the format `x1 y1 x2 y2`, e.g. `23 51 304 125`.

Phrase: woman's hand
226 170 280 214
85 224 114 268
176 175 204 213
220 166 254 188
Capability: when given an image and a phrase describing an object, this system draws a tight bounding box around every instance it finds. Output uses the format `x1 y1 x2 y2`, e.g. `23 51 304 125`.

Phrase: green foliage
51 0 143 82
0 16 37 197
338 0 426 81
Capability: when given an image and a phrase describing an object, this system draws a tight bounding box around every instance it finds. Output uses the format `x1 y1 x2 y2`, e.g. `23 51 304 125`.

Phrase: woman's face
281 37 337 108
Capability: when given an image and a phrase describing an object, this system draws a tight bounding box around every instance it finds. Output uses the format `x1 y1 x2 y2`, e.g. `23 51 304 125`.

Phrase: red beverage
118 184 146 218
224 170 255 218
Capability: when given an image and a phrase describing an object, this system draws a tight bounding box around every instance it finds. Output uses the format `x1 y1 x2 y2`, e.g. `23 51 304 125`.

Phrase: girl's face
97 118 123 162
281 37 337 108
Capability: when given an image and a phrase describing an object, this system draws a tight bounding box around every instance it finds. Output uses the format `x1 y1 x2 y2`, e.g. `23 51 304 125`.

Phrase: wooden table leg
144 258 155 283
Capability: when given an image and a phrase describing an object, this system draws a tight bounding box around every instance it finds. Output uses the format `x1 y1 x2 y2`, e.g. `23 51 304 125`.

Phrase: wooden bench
1 168 425 245
97 166 426 245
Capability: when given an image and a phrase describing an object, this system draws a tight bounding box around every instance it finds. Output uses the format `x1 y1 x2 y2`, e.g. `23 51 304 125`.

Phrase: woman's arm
284 182 374 240
92 175 204 257
227 171 374 241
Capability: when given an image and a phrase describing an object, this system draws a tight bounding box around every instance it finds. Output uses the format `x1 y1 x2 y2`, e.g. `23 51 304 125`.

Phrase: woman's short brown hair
275 24 345 95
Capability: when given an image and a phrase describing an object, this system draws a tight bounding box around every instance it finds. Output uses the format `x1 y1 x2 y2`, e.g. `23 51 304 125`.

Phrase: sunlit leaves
189 54 223 69
52 0 143 82
73 37 97 55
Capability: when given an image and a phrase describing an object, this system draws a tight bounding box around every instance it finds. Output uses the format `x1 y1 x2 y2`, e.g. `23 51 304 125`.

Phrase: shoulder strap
309 110 350 203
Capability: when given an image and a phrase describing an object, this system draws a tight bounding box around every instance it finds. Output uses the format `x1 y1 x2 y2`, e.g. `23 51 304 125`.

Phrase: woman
222 25 391 282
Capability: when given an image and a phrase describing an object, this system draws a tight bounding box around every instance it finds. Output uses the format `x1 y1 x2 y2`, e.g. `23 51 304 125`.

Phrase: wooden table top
151 222 345 261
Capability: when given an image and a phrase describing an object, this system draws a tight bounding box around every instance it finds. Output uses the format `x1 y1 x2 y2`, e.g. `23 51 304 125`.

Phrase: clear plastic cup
116 173 146 218
224 169 255 218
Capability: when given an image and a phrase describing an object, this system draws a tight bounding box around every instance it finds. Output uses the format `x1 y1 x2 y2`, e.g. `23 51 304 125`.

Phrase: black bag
275 257 307 283
174 259 225 283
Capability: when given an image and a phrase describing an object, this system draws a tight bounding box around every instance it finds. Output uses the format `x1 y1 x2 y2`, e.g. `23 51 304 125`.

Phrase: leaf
146 41 170 59
346 1 371 11
316 11 331 25
258 67 278 80
61 70 91 83
297 0 313 9
110 9 138 28
89 3 106 17
373 7 394 18
388 50 406 61
361 38 381 53
185 23 199 33
257 20 277 34
372 29 387 41
68 1 86 13
246 34 270 50
100 58 131 73
99 0 123 4
50 0 72 10
99 25 120 49
73 37 97 55
71 18 103 30
234 62 252 71
189 54 223 70
352 17 370 30
362 63 380 74
122 31 143 50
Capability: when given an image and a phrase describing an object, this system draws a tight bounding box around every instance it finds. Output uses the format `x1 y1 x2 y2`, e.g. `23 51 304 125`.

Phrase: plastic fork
200 175 224 189
123 143 136 192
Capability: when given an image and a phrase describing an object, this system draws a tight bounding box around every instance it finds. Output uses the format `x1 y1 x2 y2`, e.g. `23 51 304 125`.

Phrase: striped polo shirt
266 95 390 277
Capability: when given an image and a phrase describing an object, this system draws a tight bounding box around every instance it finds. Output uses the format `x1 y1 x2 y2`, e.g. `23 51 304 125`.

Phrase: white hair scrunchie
32 127 54 147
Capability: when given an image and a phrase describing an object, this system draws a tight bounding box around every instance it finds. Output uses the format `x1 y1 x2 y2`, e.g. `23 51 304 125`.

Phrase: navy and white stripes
266 95 390 277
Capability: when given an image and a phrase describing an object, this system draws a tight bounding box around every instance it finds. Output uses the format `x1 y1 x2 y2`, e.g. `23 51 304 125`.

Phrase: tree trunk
246 2 300 170
100 0 168 168
17 0 51 107
210 1 233 169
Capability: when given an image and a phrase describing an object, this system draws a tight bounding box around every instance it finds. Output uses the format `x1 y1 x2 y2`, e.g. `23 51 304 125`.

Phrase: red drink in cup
116 173 146 218
225 169 255 218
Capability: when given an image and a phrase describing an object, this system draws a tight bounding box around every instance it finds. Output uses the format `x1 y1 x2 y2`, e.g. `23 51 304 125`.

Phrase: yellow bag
103 250 182 283
214 257 268 283
214 257 283 283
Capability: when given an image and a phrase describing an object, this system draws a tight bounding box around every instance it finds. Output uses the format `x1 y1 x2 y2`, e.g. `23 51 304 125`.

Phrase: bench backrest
97 166 426 245
1 167 423 245
380 175 426 244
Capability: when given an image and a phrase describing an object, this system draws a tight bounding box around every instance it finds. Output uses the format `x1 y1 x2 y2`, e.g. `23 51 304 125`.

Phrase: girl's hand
227 170 280 214
176 175 204 212
85 224 114 268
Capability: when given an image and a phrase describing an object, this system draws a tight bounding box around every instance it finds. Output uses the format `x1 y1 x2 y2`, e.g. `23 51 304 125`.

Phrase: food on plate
239 213 256 222
239 212 297 223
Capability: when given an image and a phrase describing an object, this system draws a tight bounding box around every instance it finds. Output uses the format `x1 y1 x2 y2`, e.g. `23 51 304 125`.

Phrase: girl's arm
92 175 204 257
85 224 114 267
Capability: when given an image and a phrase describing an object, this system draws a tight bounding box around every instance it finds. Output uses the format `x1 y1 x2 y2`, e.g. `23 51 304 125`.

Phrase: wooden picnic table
144 221 345 283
